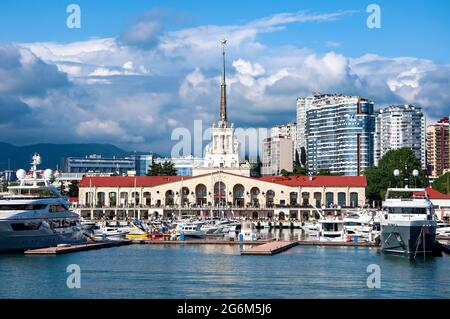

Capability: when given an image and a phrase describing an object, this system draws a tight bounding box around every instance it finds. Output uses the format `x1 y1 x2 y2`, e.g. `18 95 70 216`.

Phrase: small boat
318 219 344 241
180 223 206 238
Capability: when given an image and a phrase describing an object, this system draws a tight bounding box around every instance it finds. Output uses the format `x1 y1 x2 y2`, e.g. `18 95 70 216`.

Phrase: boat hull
381 223 436 257
0 220 85 252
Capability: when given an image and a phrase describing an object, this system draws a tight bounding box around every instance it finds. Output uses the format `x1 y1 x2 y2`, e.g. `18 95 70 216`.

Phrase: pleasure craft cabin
0 154 85 252
380 188 437 257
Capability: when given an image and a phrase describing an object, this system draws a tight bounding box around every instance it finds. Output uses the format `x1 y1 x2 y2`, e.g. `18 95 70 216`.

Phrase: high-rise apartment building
261 136 293 176
302 94 375 176
374 105 425 167
427 117 450 177
271 123 297 161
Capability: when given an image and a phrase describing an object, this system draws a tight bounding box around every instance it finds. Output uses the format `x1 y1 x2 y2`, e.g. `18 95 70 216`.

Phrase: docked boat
380 188 437 257
318 219 344 241
0 154 85 252
179 223 206 238
436 222 450 238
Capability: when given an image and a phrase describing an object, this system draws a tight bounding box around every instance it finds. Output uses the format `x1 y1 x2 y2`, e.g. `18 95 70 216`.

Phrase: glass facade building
306 94 375 176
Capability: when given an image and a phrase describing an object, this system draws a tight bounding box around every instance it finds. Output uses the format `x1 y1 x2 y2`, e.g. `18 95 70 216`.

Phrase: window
49 205 68 213
0 204 47 211
11 222 42 231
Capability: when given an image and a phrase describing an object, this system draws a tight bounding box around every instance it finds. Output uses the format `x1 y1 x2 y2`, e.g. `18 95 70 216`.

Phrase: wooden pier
24 240 132 255
132 239 274 245
241 241 298 255
297 240 376 247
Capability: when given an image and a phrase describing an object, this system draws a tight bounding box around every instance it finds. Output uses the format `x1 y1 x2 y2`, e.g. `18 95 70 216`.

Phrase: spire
219 39 227 126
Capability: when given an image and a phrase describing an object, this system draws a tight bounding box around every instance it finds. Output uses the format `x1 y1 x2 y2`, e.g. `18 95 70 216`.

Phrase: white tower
193 40 250 176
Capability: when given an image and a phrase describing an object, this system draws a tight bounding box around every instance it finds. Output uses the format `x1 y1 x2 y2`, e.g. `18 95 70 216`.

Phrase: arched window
233 184 245 207
325 192 334 207
350 192 359 207
265 189 275 208
195 184 207 206
108 192 117 207
338 192 346 207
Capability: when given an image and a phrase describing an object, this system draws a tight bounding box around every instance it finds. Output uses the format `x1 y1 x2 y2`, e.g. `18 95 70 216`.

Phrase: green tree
147 161 177 176
68 181 79 197
365 148 428 202
432 172 450 195
300 147 307 167
250 156 262 177
280 169 293 177
293 164 308 175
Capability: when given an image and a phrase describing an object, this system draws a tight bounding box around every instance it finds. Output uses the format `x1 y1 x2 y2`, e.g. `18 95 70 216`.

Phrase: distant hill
0 142 154 170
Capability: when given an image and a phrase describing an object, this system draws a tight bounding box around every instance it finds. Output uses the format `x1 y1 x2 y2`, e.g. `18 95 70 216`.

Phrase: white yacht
318 219 344 241
179 223 206 238
0 154 85 252
380 188 437 257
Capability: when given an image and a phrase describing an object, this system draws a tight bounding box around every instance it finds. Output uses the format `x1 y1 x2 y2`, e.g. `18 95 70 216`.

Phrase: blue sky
0 0 449 154
1 0 449 63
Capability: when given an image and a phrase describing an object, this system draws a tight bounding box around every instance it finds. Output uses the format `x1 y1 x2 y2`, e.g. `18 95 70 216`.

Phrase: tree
432 172 450 195
365 148 428 202
293 164 308 176
68 181 79 197
250 156 262 177
300 147 307 167
280 169 293 177
147 161 177 176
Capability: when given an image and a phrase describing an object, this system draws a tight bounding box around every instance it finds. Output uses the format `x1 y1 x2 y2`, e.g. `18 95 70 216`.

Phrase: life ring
346 234 353 242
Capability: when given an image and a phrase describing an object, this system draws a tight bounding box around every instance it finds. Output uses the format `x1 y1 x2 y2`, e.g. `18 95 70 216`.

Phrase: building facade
63 155 135 175
427 117 450 177
154 156 203 176
77 172 367 220
374 105 425 167
261 136 293 176
305 94 375 176
271 122 297 161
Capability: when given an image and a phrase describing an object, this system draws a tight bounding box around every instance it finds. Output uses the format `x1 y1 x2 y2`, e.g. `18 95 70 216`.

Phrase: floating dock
297 240 376 247
132 239 274 245
241 241 298 255
24 240 132 255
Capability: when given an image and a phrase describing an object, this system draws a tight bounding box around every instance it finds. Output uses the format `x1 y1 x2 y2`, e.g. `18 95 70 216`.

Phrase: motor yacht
0 154 85 252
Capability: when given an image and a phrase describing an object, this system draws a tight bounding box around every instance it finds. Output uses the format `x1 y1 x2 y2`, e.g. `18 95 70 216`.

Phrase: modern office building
261 136 293 176
304 94 375 176
427 117 450 177
154 155 203 176
63 154 154 176
131 154 153 176
63 155 135 175
374 105 426 167
271 123 297 161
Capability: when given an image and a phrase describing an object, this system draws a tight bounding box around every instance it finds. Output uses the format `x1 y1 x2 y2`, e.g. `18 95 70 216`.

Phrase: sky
0 0 449 155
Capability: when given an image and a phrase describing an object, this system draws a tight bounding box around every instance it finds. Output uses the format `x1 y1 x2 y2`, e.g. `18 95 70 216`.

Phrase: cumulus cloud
0 9 449 155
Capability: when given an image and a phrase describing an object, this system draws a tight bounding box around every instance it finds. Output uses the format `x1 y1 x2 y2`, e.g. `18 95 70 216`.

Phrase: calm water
1 239 450 299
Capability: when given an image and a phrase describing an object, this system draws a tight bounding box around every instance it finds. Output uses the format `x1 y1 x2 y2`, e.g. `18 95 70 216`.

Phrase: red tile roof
257 175 367 187
424 187 450 199
78 174 366 188
78 176 191 188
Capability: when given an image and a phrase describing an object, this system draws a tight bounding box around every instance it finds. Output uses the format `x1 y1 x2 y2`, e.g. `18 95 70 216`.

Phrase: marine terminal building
76 41 366 220
77 173 367 220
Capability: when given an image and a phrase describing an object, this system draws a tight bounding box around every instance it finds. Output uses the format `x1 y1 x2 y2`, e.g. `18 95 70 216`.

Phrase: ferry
0 154 85 252
380 188 437 257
